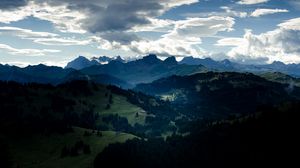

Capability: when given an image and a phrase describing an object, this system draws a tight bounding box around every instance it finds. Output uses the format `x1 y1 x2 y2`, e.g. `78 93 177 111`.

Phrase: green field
6 88 147 168
99 95 148 126
75 86 148 126
7 127 137 168
1 83 152 168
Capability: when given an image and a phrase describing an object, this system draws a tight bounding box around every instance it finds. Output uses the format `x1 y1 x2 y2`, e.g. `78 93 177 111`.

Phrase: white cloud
126 16 235 57
0 60 68 67
0 26 58 38
251 8 289 17
220 6 248 18
31 2 87 33
216 17 300 64
131 18 174 33
161 0 199 8
184 6 248 18
93 16 235 57
0 1 86 33
39 60 69 67
0 4 31 23
238 0 269 5
278 18 300 30
169 16 234 38
32 37 91 46
216 38 247 46
0 43 61 56
0 61 32 68
128 36 206 57
0 26 92 46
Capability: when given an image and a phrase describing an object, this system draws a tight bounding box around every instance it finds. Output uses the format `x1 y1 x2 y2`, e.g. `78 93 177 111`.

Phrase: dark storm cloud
35 0 164 33
101 32 141 44
35 0 168 44
0 0 28 9
84 1 162 33
27 0 170 43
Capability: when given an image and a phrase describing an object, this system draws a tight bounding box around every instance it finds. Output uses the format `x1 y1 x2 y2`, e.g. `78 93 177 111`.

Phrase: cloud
251 8 289 17
184 6 248 18
34 0 198 34
0 0 28 9
32 2 87 33
215 38 247 46
0 4 32 23
220 6 248 18
126 16 235 57
32 37 91 46
0 43 60 56
169 16 235 38
216 18 300 64
131 18 174 32
288 0 300 10
0 26 58 38
0 26 92 46
0 61 31 67
76 0 198 37
0 0 199 45
0 1 89 33
278 17 300 30
128 37 206 57
93 16 235 56
100 32 141 45
0 60 68 67
237 0 269 5
184 6 287 19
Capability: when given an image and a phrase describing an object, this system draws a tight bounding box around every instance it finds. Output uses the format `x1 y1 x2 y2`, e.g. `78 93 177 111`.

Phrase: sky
0 0 300 67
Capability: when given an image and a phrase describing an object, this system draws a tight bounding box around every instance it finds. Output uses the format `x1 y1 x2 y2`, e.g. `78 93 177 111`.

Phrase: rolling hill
179 57 300 77
259 71 300 87
0 80 153 168
135 71 300 119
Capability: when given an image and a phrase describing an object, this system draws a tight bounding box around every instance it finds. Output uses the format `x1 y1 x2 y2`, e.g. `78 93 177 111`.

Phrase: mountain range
1 54 300 89
66 55 300 78
0 54 206 88
80 54 206 84
179 56 300 77
65 55 125 70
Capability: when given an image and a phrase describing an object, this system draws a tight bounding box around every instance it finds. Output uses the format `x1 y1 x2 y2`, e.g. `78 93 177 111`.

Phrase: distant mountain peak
95 56 112 63
271 61 285 66
203 57 214 61
163 56 177 65
77 55 86 58
220 59 232 66
72 56 89 62
65 56 99 70
141 54 161 64
146 54 158 59
115 56 125 63
28 63 47 67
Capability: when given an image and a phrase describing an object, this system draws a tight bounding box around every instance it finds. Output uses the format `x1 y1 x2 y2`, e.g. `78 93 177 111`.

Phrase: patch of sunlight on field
99 95 148 126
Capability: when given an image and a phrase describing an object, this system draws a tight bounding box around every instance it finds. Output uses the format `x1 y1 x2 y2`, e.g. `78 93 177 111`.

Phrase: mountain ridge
80 54 206 84
63 54 300 77
134 71 300 118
